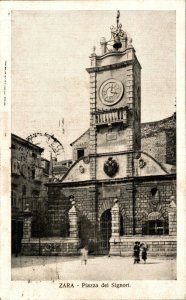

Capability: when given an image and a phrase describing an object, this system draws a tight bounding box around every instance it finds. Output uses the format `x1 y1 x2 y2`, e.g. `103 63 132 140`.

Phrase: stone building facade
71 113 176 167
21 13 176 257
70 130 90 162
11 134 49 254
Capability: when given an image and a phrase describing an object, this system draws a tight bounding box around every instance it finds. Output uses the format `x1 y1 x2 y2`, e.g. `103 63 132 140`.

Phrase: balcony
92 107 128 127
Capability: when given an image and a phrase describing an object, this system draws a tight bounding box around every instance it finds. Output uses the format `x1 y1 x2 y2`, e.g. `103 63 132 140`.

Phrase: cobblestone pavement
11 255 176 281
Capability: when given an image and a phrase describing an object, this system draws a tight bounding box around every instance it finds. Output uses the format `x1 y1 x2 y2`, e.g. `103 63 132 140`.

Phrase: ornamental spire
100 10 129 54
116 10 120 28
110 10 126 50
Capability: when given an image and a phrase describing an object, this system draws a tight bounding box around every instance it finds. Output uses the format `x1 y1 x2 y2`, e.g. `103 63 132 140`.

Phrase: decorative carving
139 158 146 168
104 157 119 177
83 156 90 164
79 165 85 173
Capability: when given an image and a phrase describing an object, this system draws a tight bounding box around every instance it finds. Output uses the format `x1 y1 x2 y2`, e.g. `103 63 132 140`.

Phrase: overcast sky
11 10 176 159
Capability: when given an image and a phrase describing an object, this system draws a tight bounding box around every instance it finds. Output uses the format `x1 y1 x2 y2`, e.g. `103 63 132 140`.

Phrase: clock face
99 79 124 106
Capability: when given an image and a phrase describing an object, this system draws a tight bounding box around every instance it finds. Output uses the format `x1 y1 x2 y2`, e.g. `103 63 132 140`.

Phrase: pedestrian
133 241 140 264
80 246 88 265
141 243 148 263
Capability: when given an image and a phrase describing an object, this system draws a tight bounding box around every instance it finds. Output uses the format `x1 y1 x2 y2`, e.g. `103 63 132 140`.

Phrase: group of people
80 241 148 265
133 241 148 264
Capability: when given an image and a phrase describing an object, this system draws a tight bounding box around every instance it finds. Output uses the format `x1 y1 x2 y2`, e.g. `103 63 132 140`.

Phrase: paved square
11 255 176 281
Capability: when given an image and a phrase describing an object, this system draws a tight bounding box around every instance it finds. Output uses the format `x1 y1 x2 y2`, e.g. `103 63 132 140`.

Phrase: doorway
99 209 112 254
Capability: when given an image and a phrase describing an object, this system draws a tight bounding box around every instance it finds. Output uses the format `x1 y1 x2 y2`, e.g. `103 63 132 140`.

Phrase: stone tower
86 11 141 180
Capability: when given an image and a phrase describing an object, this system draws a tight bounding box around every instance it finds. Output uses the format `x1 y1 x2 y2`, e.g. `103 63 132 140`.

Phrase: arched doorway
99 209 124 254
99 209 112 254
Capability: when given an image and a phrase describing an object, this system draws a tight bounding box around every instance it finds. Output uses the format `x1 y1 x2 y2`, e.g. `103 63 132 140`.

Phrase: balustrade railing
92 107 128 126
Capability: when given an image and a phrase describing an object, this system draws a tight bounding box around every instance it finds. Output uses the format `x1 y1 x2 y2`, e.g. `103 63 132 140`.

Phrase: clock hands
107 87 118 97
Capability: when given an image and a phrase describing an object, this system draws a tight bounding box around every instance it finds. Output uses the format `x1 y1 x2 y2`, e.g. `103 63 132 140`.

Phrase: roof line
58 156 85 182
70 128 90 146
11 133 44 152
141 113 176 127
140 151 169 174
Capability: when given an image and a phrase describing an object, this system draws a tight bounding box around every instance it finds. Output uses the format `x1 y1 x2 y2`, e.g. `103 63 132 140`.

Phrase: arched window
142 212 169 235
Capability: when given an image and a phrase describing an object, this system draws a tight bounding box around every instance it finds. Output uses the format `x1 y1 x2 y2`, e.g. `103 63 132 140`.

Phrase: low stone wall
21 237 80 256
110 236 176 257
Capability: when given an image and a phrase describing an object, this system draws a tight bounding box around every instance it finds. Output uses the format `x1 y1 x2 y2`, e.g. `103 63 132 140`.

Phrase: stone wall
96 125 128 154
47 181 135 243
134 179 176 235
21 238 80 256
141 114 176 165
47 185 97 245
98 182 134 235
166 130 176 165
110 236 176 257
47 174 176 239
44 174 176 255
141 132 167 163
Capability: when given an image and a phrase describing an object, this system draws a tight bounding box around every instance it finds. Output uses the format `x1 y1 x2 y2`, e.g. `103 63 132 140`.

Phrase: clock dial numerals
99 79 124 106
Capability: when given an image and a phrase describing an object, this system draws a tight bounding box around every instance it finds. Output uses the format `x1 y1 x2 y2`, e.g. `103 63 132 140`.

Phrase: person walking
141 243 148 263
80 246 88 265
133 241 140 264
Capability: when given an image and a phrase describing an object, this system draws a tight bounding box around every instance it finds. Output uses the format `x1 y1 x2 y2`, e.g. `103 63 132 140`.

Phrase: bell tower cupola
86 11 141 180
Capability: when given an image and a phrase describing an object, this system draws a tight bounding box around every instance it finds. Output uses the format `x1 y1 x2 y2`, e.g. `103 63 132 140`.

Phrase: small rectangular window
77 149 84 160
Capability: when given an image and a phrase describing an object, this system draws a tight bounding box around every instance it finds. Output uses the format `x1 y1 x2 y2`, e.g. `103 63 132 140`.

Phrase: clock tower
86 11 141 180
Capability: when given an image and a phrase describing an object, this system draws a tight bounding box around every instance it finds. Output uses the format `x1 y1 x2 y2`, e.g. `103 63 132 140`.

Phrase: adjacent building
11 134 49 254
